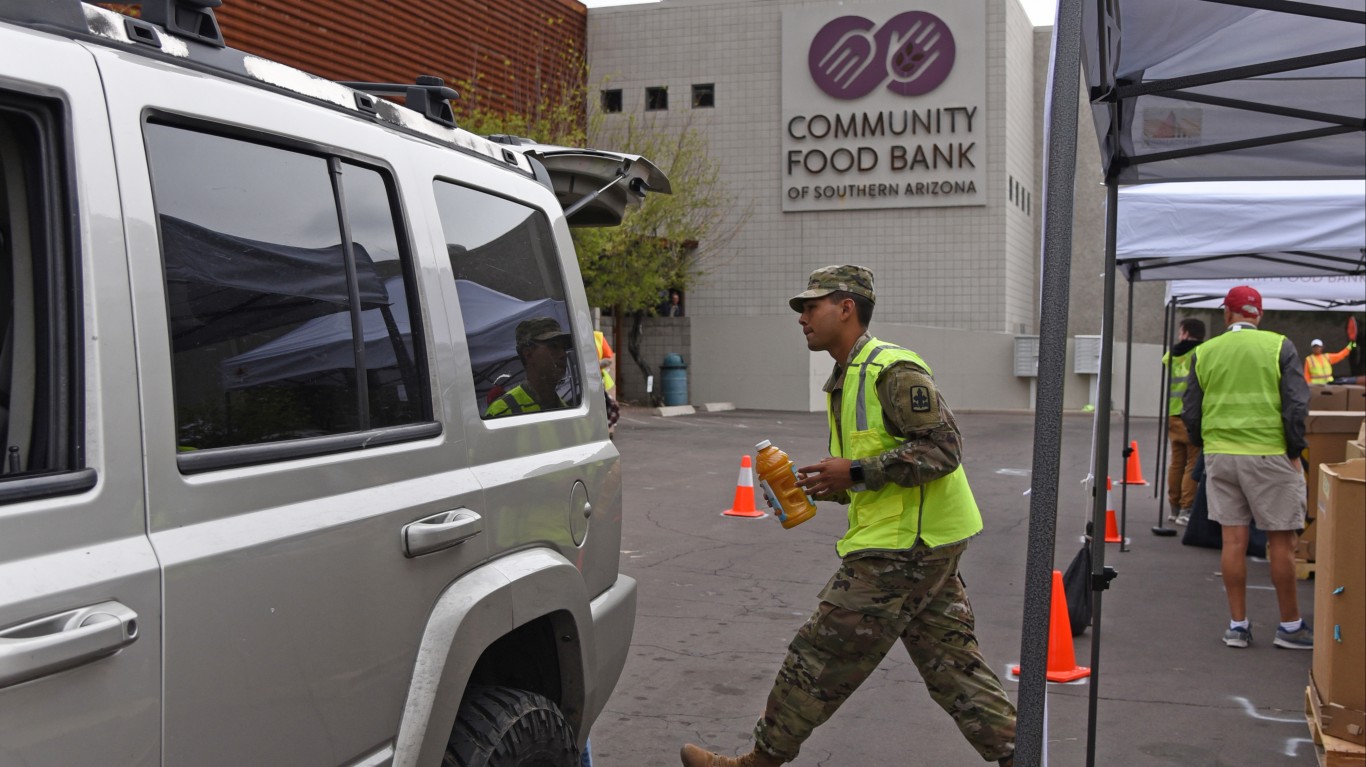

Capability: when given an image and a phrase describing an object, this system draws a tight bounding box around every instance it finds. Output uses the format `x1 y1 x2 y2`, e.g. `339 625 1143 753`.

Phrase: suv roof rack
140 0 225 48
338 76 459 128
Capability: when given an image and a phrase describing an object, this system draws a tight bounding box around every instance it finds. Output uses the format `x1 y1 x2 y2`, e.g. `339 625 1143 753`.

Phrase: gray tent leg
1154 300 1178 536
1119 276 1135 552
1016 0 1086 762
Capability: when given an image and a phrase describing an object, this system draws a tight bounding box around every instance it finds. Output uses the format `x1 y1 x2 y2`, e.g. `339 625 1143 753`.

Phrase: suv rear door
0 23 159 766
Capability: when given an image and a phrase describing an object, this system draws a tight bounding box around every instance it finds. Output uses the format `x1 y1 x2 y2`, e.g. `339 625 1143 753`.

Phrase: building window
645 86 668 112
692 83 714 108
601 89 622 114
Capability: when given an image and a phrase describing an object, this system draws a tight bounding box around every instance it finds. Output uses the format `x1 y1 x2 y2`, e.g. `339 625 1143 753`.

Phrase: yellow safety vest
1163 349 1195 416
827 339 983 556
485 385 548 418
1306 353 1334 385
1194 328 1286 456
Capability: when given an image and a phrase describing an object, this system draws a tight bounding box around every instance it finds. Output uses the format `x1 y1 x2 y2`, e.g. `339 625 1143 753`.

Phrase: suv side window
431 181 581 419
145 123 428 453
0 93 81 496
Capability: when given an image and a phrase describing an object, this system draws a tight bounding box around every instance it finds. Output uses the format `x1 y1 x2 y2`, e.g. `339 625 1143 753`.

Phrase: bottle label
758 478 785 521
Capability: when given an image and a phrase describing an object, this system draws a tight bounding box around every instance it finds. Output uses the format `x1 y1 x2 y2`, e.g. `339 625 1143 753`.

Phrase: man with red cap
1181 285 1312 650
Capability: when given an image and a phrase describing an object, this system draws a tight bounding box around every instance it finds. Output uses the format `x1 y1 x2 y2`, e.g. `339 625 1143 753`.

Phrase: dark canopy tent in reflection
1022 2 1366 765
161 216 392 351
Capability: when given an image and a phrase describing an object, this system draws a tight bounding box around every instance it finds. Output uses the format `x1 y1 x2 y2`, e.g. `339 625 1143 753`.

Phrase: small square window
691 83 714 108
601 89 622 114
645 86 668 112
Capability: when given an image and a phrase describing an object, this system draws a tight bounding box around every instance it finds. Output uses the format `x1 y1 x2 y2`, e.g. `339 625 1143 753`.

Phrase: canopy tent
1117 180 1366 281
224 279 569 397
1021 2 1366 765
1167 276 1366 310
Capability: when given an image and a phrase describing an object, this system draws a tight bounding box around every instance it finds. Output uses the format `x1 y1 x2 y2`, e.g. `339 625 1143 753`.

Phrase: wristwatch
848 460 866 489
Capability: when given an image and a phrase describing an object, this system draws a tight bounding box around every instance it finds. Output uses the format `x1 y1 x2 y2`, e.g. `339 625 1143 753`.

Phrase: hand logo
808 11 956 100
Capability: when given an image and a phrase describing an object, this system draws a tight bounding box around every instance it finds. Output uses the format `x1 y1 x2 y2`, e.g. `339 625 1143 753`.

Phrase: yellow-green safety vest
827 339 983 557
1193 328 1286 456
485 385 546 418
1163 349 1195 416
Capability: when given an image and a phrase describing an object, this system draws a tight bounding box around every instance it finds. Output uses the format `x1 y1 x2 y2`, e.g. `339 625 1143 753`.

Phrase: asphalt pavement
587 406 1318 766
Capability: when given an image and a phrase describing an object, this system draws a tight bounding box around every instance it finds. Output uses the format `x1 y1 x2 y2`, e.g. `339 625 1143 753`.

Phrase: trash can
661 353 688 406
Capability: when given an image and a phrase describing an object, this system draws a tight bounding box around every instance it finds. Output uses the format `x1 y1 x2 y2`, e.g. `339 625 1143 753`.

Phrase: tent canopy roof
1115 179 1366 281
1083 0 1366 185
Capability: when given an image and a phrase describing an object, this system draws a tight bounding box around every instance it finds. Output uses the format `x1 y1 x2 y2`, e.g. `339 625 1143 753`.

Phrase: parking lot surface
589 407 1317 766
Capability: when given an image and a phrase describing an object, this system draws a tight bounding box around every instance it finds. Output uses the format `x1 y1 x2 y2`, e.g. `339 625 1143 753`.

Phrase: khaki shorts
1205 453 1306 531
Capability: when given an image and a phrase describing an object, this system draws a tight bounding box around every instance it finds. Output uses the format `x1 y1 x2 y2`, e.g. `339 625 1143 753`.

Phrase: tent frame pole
1153 299 1179 536
1015 0 1086 761
1119 276 1134 553
1085 180 1121 767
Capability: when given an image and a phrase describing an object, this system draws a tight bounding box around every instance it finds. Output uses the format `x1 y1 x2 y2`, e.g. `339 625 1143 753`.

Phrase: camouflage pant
753 542 1017 762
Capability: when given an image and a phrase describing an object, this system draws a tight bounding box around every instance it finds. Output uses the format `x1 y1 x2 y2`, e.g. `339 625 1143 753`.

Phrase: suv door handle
0 601 140 689
403 509 483 558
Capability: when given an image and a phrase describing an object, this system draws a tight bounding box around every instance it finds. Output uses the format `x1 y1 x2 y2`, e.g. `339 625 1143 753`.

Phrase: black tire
445 686 578 767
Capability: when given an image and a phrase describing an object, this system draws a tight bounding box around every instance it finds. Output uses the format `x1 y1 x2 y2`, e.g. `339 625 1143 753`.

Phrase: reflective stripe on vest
1307 354 1333 385
1164 349 1195 416
1194 329 1286 456
827 338 983 556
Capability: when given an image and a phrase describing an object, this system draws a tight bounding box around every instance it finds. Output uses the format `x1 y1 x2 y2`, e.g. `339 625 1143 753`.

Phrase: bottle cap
755 440 772 450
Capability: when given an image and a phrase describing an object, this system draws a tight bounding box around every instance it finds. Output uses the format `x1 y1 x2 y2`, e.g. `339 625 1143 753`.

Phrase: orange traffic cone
723 455 765 518
1122 440 1148 485
1012 570 1091 683
1104 476 1123 544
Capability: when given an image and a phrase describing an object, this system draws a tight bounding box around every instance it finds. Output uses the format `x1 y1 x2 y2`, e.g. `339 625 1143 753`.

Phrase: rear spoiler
488 136 672 227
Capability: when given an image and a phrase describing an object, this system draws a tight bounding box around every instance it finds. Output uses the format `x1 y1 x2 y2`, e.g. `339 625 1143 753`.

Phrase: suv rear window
145 123 428 453
432 181 582 419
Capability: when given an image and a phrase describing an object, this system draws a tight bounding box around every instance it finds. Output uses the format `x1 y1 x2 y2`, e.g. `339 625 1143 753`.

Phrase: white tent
1117 180 1366 281
1167 276 1366 311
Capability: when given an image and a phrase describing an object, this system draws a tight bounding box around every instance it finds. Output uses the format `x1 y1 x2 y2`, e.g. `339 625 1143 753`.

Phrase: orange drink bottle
754 440 817 529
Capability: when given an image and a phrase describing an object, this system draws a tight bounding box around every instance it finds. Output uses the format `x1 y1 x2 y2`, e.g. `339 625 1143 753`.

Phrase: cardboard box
1306 413 1366 516
1297 518 1317 562
1310 384 1351 411
1310 671 1366 746
1349 440 1366 461
1344 385 1366 412
1314 459 1366 718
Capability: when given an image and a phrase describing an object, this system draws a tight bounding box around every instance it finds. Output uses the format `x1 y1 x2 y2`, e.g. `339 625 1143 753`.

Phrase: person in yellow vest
1181 285 1312 650
484 317 571 418
1163 318 1205 525
1303 337 1354 384
594 329 620 438
680 266 1016 767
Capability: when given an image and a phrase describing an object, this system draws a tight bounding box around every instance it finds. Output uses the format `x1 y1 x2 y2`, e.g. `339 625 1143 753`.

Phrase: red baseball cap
1222 285 1262 317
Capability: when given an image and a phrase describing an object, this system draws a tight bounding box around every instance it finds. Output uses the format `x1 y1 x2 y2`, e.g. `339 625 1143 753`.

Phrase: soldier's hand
796 457 855 495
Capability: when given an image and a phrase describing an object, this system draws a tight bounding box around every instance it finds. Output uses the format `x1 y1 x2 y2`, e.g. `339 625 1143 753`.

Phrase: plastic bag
1062 544 1092 636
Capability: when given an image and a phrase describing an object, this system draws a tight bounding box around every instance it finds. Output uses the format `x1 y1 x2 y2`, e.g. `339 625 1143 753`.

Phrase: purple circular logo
808 11 956 100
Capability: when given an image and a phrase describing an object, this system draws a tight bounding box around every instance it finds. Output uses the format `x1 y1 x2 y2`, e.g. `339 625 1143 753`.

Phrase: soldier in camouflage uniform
681 266 1016 767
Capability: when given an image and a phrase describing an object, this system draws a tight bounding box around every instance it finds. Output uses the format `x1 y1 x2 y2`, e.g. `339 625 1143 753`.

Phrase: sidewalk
591 408 1317 766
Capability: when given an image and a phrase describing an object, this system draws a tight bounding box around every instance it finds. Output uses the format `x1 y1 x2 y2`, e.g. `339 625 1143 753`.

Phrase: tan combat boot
679 743 784 767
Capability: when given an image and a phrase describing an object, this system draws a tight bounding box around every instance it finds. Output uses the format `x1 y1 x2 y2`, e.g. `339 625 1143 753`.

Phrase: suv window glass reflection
145 124 427 452
431 181 581 418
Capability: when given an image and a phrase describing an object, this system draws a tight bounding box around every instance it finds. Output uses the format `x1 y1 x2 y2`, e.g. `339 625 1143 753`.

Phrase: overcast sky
581 0 1059 27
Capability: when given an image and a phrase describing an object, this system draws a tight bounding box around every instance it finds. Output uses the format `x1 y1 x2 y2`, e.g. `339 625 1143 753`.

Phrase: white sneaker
1175 508 1191 526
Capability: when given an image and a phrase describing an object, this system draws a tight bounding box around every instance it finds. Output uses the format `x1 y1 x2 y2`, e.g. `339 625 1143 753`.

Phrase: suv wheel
446 686 578 767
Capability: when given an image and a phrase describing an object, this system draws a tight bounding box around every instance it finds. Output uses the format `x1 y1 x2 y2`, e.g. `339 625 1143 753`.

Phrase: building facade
589 0 1168 413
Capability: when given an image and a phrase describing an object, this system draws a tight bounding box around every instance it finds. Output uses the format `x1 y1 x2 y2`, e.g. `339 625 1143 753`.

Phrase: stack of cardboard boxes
1310 457 1364 749
1304 383 1365 751
1298 384 1365 567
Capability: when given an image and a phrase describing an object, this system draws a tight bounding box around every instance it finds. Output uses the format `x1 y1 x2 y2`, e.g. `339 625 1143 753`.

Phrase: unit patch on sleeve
910 385 932 412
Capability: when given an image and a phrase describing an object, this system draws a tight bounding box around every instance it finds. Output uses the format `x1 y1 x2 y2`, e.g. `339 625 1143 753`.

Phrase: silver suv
0 3 664 765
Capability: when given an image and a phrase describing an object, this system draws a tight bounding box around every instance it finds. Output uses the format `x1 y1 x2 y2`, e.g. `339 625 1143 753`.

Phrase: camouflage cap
789 265 876 312
516 316 571 348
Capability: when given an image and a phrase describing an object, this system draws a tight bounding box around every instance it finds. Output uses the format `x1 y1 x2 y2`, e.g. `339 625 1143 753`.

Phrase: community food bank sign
782 1 986 212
